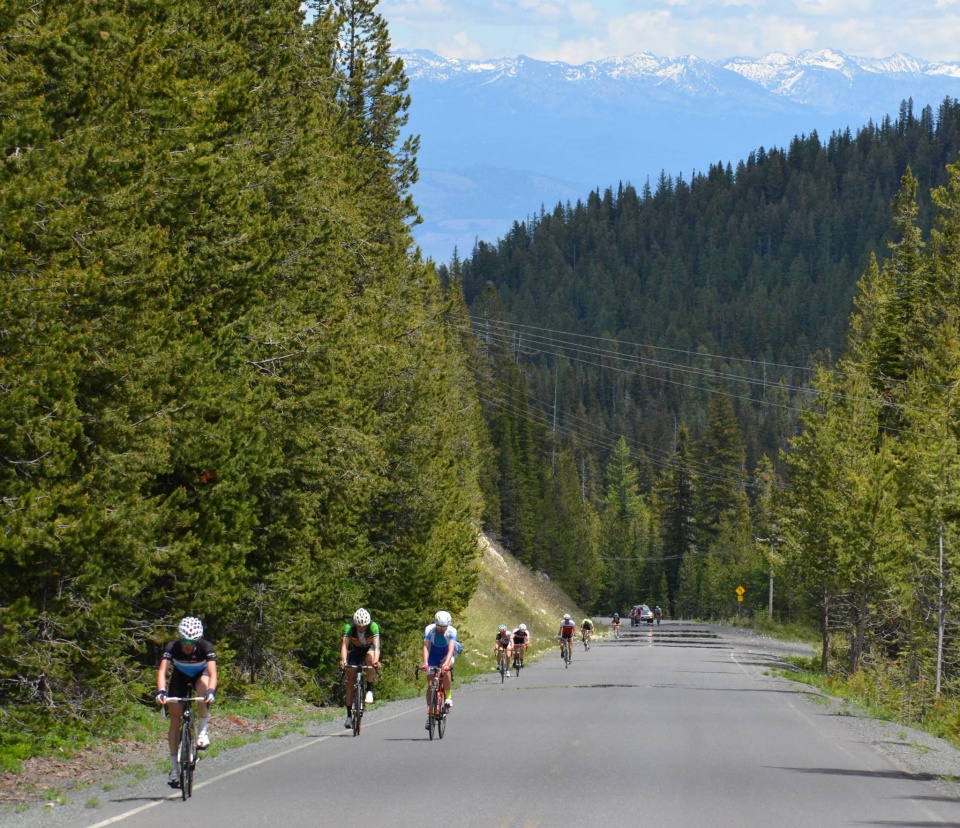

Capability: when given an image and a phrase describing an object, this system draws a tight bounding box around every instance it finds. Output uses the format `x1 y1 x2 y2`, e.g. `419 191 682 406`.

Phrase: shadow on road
772 766 940 781
853 822 960 827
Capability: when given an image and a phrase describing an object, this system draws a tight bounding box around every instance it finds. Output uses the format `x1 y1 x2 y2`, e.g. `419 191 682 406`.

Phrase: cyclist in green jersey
340 608 380 729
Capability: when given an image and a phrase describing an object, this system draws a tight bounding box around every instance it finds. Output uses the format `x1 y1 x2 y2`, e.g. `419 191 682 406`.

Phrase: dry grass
458 535 585 672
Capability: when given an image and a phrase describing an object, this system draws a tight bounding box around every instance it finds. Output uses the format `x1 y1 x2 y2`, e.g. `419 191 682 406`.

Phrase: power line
450 311 949 416
455 318 930 438
471 370 763 488
455 310 955 391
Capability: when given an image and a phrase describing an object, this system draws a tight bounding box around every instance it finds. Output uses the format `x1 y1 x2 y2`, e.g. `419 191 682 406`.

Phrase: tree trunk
821 588 830 674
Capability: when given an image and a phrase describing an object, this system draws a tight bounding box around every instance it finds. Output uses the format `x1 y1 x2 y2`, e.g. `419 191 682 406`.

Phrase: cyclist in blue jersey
421 610 457 730
156 617 217 787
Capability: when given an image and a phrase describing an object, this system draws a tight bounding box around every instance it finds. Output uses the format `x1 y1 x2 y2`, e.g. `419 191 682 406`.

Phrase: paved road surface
69 622 960 828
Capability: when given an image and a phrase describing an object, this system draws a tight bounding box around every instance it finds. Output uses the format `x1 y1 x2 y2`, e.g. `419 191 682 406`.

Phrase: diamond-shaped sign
735 585 745 596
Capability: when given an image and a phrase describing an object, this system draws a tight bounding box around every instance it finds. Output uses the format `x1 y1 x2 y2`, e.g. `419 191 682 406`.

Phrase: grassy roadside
457 534 586 677
720 615 820 647
774 655 960 751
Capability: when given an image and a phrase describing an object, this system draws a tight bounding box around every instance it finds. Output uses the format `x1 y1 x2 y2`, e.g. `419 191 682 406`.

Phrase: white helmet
498 624 507 632
435 610 452 627
353 608 371 626
519 623 527 631
563 613 571 621
178 616 203 641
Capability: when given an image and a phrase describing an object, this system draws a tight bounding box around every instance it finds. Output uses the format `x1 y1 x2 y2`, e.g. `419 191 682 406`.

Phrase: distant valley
404 48 960 261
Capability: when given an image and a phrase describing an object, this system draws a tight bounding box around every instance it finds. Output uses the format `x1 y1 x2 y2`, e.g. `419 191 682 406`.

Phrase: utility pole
757 537 775 621
552 362 559 470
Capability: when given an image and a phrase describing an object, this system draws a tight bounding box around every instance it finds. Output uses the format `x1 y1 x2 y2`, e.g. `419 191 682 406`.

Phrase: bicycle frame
418 665 449 740
164 695 202 800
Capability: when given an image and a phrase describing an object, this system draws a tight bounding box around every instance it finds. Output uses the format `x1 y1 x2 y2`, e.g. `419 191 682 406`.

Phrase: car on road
631 604 654 625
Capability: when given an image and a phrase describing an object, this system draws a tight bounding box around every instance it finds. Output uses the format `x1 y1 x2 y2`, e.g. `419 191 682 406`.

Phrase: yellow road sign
735 585 745 596
737 595 744 602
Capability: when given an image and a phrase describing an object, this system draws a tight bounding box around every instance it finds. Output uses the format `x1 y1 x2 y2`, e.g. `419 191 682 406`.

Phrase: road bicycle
164 693 203 800
559 637 572 668
342 662 380 736
582 630 592 651
417 665 449 740
512 644 525 676
612 624 621 640
496 647 509 683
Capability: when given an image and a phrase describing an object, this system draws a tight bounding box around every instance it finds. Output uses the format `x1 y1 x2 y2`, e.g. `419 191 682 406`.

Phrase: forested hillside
443 101 960 719
0 0 486 747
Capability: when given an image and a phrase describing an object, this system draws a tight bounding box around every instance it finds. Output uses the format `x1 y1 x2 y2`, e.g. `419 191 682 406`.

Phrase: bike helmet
435 610 452 627
519 623 527 631
353 608 371 626
613 613 620 618
498 624 507 632
563 613 571 620
178 616 203 641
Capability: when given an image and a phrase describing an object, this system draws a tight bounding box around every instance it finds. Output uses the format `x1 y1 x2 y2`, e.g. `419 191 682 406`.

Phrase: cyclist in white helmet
340 608 381 729
421 610 457 729
494 624 513 676
558 613 576 661
156 617 217 787
511 623 530 668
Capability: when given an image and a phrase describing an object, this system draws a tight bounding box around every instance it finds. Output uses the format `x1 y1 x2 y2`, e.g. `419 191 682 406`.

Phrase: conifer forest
5 0 960 751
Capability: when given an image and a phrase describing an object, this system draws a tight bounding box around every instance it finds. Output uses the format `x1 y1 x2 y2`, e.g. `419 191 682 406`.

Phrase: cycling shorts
169 667 208 699
346 647 373 668
560 632 574 640
427 651 455 669
513 637 528 647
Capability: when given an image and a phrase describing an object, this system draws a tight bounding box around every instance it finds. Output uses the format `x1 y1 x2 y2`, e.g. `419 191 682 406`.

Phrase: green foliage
1 0 482 746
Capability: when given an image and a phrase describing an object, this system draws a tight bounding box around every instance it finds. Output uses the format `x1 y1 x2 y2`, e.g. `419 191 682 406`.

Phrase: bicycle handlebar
162 696 204 703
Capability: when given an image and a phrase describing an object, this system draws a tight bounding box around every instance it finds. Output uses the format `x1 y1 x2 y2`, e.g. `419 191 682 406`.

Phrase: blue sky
378 0 960 63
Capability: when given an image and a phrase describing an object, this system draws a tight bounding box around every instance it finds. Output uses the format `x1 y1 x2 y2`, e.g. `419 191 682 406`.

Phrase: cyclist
494 624 513 676
558 613 576 661
580 617 594 646
156 617 217 788
340 607 381 729
422 610 458 730
511 623 530 668
655 605 663 625
611 612 622 637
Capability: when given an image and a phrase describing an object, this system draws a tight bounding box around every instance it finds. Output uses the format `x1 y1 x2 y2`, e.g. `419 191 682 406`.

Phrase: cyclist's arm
422 640 430 667
372 634 380 665
156 658 171 702
206 660 218 693
442 638 456 669
340 635 350 667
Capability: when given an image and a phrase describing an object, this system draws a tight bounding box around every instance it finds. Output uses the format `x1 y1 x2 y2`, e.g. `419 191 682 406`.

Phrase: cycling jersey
512 628 529 645
495 631 511 647
581 620 594 630
342 621 381 651
162 639 216 678
424 623 458 667
559 620 576 637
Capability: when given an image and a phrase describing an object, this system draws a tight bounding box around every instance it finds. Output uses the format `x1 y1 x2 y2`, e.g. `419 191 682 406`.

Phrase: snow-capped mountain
400 48 960 262
720 49 960 109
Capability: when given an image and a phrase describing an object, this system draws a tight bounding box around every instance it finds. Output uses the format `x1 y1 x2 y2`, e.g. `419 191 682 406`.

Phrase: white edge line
84 704 419 828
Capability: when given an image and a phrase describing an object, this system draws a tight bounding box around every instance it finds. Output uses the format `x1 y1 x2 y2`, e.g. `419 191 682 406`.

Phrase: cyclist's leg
194 672 211 734
363 649 376 699
345 666 358 711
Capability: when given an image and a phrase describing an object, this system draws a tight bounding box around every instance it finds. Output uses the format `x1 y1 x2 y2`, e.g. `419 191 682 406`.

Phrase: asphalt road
66 622 960 828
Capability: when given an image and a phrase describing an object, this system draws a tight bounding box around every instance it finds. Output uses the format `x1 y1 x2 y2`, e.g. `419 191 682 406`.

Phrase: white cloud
381 0 960 64
447 30 486 59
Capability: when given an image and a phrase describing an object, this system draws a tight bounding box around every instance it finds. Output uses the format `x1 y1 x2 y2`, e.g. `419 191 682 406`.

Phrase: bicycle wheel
427 686 436 741
437 707 446 739
500 654 506 683
179 717 192 801
352 677 362 736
